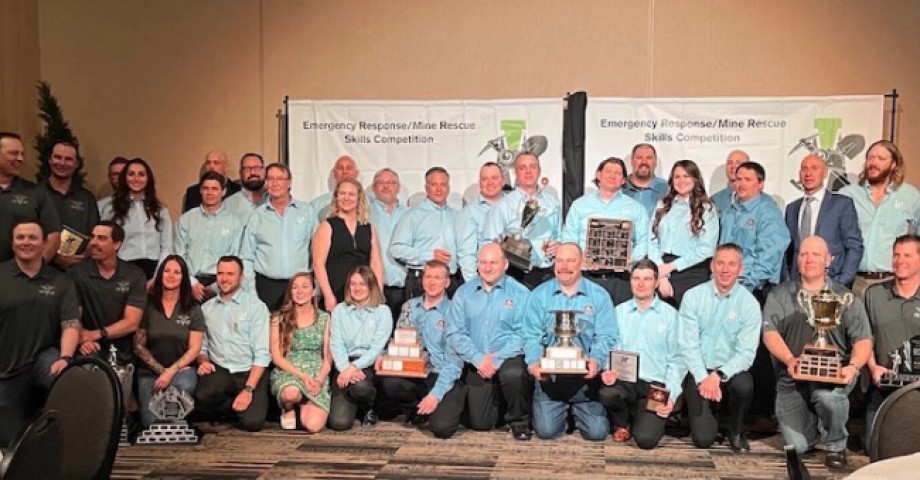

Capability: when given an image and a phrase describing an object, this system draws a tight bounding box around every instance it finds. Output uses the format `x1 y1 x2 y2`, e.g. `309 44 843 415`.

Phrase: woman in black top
133 255 205 428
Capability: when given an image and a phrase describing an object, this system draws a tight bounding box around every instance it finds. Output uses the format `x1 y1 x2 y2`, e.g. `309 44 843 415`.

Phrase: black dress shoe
362 409 379 427
511 424 533 441
825 451 847 469
729 433 751 453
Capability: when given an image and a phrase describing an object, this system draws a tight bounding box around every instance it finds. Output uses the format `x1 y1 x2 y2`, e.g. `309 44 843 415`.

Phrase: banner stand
885 88 899 143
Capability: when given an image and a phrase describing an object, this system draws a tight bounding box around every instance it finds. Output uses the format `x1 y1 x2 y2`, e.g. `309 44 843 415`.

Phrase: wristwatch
243 384 255 393
98 327 109 340
716 370 728 383
59 355 73 363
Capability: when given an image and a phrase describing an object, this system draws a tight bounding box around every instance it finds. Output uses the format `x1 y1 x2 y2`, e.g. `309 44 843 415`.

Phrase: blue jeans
532 376 608 441
775 380 855 454
137 368 198 428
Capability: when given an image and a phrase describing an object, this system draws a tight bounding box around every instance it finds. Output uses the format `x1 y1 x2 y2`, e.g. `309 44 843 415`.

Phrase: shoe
511 424 533 441
728 432 750 453
825 451 847 469
612 426 632 443
404 412 428 427
280 409 296 430
362 408 379 427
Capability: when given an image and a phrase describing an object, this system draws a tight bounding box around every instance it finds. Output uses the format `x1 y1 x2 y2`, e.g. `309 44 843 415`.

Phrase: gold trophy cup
793 286 853 384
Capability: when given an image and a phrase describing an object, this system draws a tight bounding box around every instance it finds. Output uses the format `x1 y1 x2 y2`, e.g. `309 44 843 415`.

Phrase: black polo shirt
139 303 205 376
864 280 920 368
0 260 80 377
39 181 99 238
0 176 62 262
182 180 241 213
67 259 146 363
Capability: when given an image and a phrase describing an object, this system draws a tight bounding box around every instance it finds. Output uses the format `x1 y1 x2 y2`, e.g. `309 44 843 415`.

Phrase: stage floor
112 421 869 479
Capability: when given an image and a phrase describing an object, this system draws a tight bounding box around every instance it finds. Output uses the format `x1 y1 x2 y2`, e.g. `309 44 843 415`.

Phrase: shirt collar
371 196 402 212
552 278 589 297
422 197 450 211
217 288 246 305
883 279 920 301
804 188 826 204
593 189 624 203
476 275 507 292
707 280 742 299
413 295 450 312
8 259 52 280
625 296 662 313
624 176 661 192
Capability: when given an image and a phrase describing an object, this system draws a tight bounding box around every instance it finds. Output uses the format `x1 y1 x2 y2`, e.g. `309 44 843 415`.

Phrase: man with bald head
782 154 863 288
311 155 359 221
182 150 241 212
763 235 872 469
711 150 749 213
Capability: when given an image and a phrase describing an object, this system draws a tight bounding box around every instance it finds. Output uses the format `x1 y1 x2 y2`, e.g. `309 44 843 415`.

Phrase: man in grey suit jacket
783 154 863 287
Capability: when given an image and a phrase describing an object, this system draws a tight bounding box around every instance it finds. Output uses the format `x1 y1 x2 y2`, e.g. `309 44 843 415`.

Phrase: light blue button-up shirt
310 192 333 222
649 199 719 271
456 194 497 281
623 176 669 217
175 205 244 284
719 193 790 290
240 198 317 281
445 275 530 368
678 281 760 383
480 187 561 269
100 198 172 266
200 288 271 373
329 303 393 371
614 297 684 396
839 182 920 273
369 197 408 287
223 189 266 223
399 296 461 400
522 277 618 367
711 187 733 214
389 198 459 274
561 190 650 262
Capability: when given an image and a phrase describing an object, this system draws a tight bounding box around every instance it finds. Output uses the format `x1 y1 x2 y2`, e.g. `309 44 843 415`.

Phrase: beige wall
34 0 920 217
0 0 41 180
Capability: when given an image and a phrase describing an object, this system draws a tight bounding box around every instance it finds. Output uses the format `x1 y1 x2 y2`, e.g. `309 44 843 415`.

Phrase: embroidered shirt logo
12 194 29 206
175 314 191 327
504 299 514 308
69 200 85 211
437 319 446 330
584 305 594 315
116 281 131 293
38 284 56 296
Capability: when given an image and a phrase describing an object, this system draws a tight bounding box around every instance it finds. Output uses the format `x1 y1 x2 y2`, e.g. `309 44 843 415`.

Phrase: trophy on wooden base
792 285 853 385
540 310 588 374
378 305 429 378
135 386 200 444
880 336 920 389
584 218 632 272
108 345 135 445
500 178 549 272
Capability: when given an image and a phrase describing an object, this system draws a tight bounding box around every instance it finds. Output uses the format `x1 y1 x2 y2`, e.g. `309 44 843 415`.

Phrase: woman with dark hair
133 255 205 428
649 160 718 306
100 158 172 279
269 272 332 432
328 265 392 430
312 178 384 312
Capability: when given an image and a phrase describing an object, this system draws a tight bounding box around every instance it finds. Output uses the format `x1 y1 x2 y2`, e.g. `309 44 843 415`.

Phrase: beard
242 178 265 191
634 165 653 180
866 164 894 185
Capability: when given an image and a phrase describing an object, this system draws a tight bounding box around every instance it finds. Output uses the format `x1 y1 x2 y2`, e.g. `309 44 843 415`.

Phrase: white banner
585 96 884 206
288 99 564 208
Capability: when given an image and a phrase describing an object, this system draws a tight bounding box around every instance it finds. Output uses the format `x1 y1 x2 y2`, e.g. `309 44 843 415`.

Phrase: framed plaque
58 225 89 256
645 382 671 412
609 349 639 383
584 218 632 271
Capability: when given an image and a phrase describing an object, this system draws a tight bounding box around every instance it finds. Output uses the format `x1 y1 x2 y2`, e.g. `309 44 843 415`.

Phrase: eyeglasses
241 166 265 172
266 176 289 182
375 181 398 186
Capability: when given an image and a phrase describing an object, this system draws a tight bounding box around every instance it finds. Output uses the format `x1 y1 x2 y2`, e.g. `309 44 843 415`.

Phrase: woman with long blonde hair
269 272 332 431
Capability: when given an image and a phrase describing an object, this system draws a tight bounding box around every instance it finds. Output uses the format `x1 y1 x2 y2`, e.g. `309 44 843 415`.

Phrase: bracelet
99 327 108 340
59 355 73 363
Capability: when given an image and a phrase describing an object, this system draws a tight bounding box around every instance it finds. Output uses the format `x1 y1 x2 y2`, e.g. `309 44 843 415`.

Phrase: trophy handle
835 292 854 320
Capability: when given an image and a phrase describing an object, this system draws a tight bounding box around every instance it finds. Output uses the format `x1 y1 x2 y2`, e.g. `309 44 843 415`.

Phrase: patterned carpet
111 421 869 479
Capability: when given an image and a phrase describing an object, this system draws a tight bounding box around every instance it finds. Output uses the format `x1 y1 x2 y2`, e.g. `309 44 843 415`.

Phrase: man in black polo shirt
0 132 62 262
182 150 241 213
0 220 80 447
67 221 146 364
39 141 99 271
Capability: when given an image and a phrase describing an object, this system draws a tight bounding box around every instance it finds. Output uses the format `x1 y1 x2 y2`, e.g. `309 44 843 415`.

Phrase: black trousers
0 347 59 448
383 286 406 329
660 254 711 308
405 269 464 300
463 355 533 430
328 367 377 431
508 266 554 291
682 371 753 448
194 363 269 432
598 379 667 450
255 273 289 312
378 373 467 439
584 271 631 305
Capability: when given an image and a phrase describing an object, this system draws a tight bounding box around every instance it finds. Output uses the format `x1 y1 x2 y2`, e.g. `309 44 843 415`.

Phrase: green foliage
34 81 83 186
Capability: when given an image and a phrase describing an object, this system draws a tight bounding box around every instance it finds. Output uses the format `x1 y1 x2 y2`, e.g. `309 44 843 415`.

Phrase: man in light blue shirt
310 155 358 222
480 152 561 289
678 244 760 452
719 161 790 300
175 172 244 302
240 163 317 310
445 243 533 440
711 150 749 214
223 153 267 223
523 243 617 442
623 143 668 217
598 259 683 449
390 167 461 299
839 140 920 296
457 162 504 282
369 168 408 322
562 157 650 305
378 260 465 438
195 256 271 432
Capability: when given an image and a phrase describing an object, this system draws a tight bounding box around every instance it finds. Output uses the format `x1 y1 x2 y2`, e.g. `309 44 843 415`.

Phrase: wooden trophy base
792 345 848 385
378 352 430 378
540 346 587 374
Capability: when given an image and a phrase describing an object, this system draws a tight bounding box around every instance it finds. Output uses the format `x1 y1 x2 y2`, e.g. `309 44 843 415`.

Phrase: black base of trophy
879 373 920 389
135 422 201 444
500 237 533 273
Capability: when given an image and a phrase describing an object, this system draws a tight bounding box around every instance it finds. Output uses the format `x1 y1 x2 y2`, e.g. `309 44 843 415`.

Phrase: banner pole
281 95 290 165
885 88 898 143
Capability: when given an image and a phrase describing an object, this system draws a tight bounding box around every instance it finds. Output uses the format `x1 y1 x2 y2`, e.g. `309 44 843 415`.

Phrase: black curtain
562 91 587 220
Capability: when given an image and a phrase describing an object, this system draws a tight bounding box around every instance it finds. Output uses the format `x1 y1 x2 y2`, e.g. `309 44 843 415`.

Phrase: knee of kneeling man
237 417 265 432
634 434 661 450
691 432 716 449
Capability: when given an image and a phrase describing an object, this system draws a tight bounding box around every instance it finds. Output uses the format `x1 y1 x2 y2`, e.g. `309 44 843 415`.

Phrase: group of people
1 129 918 470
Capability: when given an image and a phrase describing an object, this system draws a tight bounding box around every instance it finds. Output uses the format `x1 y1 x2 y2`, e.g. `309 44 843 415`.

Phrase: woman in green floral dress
269 272 332 432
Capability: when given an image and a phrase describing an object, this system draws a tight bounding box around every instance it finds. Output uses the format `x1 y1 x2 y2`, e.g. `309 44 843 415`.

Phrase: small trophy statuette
378 303 429 378
880 336 920 388
793 283 853 384
540 310 588 374
135 386 201 444
108 344 135 445
500 177 550 272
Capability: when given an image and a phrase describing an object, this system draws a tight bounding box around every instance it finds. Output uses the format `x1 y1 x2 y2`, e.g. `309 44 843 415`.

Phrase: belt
858 271 891 280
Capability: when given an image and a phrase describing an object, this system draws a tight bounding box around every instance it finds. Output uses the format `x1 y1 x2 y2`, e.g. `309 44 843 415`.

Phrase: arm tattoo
133 328 166 374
